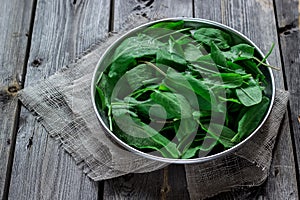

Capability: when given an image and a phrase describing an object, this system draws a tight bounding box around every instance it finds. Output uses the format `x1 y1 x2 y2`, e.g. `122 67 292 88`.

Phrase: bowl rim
91 17 275 164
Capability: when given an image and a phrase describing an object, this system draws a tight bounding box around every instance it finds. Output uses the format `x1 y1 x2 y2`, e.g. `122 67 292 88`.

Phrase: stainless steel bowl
91 18 275 164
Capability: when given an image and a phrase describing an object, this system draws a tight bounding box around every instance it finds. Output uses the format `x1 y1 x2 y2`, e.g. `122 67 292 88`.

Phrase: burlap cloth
18 15 289 199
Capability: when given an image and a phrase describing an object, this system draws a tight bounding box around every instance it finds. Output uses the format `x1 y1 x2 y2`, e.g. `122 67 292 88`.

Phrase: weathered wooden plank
164 165 190 200
0 0 34 199
8 0 111 199
104 169 164 199
261 113 298 199
103 165 190 200
187 0 299 199
274 0 300 195
113 0 194 32
103 0 193 199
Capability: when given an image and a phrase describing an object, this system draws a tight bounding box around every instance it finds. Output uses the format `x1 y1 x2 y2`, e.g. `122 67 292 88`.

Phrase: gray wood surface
1 0 298 199
104 169 164 200
185 0 299 199
262 114 298 199
103 165 190 200
0 0 34 199
8 0 111 199
103 1 193 199
275 0 300 193
113 0 193 32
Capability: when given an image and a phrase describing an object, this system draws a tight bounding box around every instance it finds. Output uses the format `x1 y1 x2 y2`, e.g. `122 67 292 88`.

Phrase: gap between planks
2 0 38 199
272 0 300 198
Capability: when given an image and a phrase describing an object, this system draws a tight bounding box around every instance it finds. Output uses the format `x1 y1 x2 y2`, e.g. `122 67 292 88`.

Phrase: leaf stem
242 74 252 79
255 43 280 70
253 56 280 70
231 133 239 143
152 120 174 124
155 27 192 40
190 63 218 74
143 61 167 76
96 72 104 85
108 104 113 131
196 119 219 141
176 34 191 43
130 87 156 98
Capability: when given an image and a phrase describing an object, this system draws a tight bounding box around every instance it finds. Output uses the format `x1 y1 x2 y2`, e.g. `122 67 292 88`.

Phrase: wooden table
0 0 299 199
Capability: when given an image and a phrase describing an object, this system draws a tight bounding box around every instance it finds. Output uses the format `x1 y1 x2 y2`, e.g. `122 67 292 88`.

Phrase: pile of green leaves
95 20 272 159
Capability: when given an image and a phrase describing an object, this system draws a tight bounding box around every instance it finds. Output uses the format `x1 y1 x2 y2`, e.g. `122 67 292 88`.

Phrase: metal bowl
91 18 275 164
